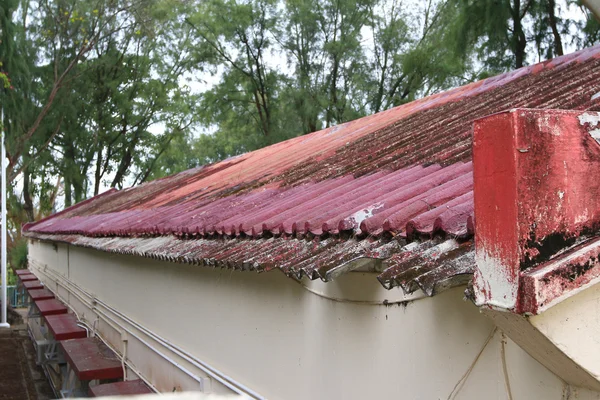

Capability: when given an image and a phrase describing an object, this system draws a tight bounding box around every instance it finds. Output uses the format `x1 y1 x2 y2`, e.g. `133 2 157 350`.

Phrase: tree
279 0 325 133
2 0 199 218
186 0 282 143
442 0 596 72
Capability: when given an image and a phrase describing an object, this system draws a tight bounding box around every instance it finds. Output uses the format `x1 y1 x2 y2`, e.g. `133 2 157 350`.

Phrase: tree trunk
22 166 34 222
94 147 103 196
511 0 527 68
327 55 340 127
111 147 133 189
73 174 85 203
64 176 72 208
546 0 564 56
63 141 75 207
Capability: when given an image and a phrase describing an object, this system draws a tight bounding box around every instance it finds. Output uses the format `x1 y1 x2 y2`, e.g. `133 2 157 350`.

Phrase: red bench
23 280 44 291
15 269 31 276
28 288 55 301
45 314 87 341
60 337 123 381
35 299 68 316
19 274 38 282
89 380 153 397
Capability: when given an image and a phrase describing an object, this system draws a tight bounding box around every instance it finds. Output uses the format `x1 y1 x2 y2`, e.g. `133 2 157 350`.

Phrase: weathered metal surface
60 337 123 381
23 45 600 295
519 237 600 314
378 240 475 295
27 288 55 301
45 314 88 341
23 280 44 291
25 163 474 239
35 299 68 316
26 231 473 296
473 109 600 312
89 380 153 397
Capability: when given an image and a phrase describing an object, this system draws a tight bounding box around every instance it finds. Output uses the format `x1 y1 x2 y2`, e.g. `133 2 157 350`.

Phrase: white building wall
28 239 600 400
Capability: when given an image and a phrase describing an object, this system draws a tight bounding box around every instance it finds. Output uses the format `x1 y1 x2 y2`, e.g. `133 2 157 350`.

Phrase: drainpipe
583 0 600 21
0 107 8 329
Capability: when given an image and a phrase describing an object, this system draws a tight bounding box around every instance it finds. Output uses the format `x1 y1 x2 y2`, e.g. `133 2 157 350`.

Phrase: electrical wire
447 327 498 400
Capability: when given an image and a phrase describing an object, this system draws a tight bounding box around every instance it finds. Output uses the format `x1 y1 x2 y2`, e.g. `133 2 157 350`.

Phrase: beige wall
28 239 600 399
530 283 600 387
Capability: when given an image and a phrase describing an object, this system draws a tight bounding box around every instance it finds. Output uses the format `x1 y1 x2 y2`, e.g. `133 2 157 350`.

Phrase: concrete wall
530 283 600 387
28 239 600 399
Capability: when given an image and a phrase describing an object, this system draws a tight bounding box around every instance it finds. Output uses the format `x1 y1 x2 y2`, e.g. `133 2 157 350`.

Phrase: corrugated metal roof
26 162 473 238
24 232 474 297
23 45 600 296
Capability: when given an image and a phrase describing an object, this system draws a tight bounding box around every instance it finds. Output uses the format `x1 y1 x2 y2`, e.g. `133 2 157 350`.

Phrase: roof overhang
23 231 474 297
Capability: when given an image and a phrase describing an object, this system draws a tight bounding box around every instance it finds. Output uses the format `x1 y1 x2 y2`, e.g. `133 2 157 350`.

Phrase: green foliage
135 0 600 176
441 0 591 72
10 238 28 270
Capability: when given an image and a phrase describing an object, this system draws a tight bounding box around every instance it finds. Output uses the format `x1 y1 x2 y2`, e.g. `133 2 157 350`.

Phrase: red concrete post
472 109 600 311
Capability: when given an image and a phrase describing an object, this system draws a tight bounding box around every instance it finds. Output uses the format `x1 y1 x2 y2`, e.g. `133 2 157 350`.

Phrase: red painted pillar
472 109 600 312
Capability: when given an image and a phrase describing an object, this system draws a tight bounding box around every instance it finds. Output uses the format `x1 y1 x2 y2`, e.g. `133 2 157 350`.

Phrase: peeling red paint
473 108 600 312
519 237 600 314
22 45 600 296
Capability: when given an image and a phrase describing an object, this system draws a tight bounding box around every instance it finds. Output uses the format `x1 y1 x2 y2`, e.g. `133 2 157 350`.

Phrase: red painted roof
23 45 600 295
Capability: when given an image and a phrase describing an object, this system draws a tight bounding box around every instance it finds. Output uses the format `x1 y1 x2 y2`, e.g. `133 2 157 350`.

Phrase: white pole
0 106 9 328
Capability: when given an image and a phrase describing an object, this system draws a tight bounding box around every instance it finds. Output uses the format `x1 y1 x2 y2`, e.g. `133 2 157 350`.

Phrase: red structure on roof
23 45 600 296
472 109 600 314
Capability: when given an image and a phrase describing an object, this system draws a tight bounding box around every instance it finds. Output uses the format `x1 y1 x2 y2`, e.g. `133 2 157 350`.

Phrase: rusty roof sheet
24 232 474 297
23 45 600 296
